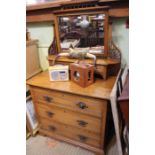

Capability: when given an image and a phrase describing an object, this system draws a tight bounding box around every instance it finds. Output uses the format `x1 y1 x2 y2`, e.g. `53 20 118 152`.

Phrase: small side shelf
48 55 120 80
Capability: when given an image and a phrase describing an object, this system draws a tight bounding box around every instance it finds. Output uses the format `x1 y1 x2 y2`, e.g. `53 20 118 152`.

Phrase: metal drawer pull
46 111 54 117
78 135 88 142
48 125 56 131
76 102 88 109
44 96 53 102
77 120 88 127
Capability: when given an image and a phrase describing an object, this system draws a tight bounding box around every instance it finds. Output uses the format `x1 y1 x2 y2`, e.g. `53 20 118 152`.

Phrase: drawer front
33 87 106 118
40 118 101 148
37 103 101 134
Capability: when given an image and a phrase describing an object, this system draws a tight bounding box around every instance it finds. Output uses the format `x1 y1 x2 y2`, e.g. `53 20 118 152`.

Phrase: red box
70 61 94 88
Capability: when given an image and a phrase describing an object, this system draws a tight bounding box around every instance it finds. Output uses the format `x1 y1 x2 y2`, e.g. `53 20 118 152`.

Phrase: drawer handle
76 102 88 109
44 96 53 102
48 125 56 131
46 111 54 117
78 135 88 142
77 120 88 127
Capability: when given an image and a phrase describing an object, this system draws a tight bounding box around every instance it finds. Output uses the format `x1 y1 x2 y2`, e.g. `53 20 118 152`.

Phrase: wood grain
32 86 106 118
109 7 129 17
53 15 61 52
40 118 101 147
37 103 101 134
26 14 55 23
48 55 120 65
26 70 116 154
53 6 109 14
26 71 117 100
26 40 42 80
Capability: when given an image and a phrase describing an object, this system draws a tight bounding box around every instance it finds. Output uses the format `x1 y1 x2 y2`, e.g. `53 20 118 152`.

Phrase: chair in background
110 66 129 155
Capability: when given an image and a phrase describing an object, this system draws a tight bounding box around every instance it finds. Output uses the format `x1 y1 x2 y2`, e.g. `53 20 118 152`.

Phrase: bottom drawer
39 118 101 148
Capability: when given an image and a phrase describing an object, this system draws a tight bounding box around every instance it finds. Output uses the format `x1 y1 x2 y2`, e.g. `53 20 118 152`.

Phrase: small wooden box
70 61 94 88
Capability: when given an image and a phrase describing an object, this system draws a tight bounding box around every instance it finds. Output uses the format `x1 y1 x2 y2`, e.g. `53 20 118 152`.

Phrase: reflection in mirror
58 14 105 55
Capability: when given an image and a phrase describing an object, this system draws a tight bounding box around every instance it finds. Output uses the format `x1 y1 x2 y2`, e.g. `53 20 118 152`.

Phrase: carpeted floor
26 135 118 155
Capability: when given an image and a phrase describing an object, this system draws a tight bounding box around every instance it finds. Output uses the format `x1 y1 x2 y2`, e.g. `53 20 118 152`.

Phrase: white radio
48 65 69 81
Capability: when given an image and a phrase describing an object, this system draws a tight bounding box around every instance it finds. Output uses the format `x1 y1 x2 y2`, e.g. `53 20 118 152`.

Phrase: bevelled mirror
56 12 108 57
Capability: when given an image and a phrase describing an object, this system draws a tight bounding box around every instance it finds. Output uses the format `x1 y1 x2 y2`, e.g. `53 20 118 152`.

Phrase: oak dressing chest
27 71 117 155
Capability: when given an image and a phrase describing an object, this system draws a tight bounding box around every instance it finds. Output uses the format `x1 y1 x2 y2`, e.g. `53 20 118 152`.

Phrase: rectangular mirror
57 13 106 56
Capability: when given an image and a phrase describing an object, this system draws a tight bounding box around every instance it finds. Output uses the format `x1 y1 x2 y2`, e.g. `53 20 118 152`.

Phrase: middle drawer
37 103 101 134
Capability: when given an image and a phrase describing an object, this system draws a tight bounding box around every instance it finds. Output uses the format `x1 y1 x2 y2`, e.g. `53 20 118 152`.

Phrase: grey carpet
26 135 118 155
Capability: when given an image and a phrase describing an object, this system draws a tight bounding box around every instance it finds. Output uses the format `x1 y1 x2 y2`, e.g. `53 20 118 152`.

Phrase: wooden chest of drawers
27 71 117 155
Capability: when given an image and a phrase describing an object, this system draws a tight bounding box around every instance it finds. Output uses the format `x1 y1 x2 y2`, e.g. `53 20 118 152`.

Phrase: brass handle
78 135 88 142
77 120 88 127
44 96 53 102
48 125 56 131
46 111 54 117
76 102 88 109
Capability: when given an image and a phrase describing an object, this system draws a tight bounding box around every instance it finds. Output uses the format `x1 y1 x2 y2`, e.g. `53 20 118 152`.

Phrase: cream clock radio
48 65 69 81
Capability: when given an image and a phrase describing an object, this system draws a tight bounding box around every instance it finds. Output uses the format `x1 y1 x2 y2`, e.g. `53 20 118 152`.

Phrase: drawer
37 103 101 134
39 118 101 148
32 87 107 118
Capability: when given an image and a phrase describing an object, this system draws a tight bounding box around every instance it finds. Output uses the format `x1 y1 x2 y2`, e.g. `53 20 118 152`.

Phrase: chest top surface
27 71 117 100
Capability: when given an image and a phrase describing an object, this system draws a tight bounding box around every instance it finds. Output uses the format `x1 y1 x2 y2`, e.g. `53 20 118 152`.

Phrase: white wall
112 17 129 67
27 22 54 70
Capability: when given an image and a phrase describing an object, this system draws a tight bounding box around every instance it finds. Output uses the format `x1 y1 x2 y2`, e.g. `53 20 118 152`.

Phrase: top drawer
32 87 107 118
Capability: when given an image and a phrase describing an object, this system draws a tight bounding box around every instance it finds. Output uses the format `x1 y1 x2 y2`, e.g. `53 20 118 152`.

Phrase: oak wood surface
53 6 109 14
37 103 101 134
61 0 98 5
26 40 42 80
26 0 129 23
26 71 115 154
40 118 100 140
40 118 101 147
26 0 98 11
48 55 120 79
53 15 61 52
26 14 55 23
48 55 120 66
32 87 106 118
109 7 129 17
49 58 109 71
100 101 107 148
26 71 117 100
26 0 64 11
29 84 107 154
26 0 127 11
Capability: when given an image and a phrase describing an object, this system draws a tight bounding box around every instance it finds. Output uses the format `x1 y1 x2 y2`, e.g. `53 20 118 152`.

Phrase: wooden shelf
48 55 120 66
26 14 55 23
26 0 129 23
109 7 129 17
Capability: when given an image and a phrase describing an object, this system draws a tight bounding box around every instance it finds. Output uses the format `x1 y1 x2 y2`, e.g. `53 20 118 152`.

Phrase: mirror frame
53 9 109 58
